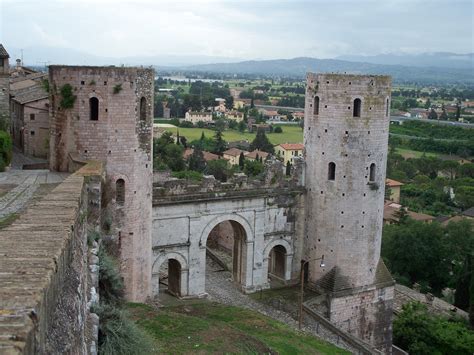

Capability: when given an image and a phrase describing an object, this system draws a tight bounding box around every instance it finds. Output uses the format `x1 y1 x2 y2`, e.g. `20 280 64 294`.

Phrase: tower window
140 97 147 121
369 163 376 182
386 98 390 117
90 97 99 121
116 179 125 205
313 96 320 115
328 162 336 181
353 98 361 117
30 113 35 120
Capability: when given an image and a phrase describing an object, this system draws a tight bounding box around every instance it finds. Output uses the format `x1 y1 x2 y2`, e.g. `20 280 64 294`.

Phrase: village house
225 110 244 122
183 148 219 162
383 201 435 225
244 149 269 162
275 143 304 165
185 111 213 124
385 178 403 204
223 147 245 165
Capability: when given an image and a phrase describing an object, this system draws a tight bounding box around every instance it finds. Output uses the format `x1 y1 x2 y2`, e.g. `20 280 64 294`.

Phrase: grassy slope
128 302 348 354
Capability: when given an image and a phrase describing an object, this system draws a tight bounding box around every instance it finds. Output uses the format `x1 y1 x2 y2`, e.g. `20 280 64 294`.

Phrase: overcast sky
1 0 473 61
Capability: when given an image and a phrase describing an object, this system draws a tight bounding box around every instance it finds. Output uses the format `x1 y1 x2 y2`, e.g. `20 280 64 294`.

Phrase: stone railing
0 161 103 354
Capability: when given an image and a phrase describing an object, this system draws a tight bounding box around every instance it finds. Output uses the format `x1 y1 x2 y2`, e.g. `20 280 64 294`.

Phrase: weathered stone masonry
303 73 394 352
0 161 103 354
0 45 10 129
48 66 154 301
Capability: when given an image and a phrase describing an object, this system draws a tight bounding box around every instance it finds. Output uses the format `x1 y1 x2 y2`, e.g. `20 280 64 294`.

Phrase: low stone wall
0 161 103 354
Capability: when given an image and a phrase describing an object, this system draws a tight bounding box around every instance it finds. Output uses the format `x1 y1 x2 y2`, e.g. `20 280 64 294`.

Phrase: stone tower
48 66 154 301
0 44 10 131
304 73 394 352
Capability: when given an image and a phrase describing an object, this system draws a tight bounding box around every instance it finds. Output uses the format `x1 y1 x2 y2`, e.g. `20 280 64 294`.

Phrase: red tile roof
385 178 404 187
244 150 269 160
278 143 304 151
223 148 245 157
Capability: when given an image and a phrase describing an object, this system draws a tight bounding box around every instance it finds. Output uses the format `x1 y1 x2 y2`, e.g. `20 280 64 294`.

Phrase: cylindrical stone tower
304 73 394 351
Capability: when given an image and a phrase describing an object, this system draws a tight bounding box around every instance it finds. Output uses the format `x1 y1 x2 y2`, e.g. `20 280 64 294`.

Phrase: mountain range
7 45 473 84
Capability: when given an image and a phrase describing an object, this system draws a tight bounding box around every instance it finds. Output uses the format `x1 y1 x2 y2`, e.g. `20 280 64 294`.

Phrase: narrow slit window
369 163 376 182
353 98 361 117
140 97 147 121
328 162 336 181
313 96 320 115
90 97 99 121
386 98 390 117
116 179 125 205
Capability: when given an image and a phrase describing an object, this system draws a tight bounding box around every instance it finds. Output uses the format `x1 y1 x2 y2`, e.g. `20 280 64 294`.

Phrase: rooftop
0 44 9 58
385 178 403 187
223 148 245 157
278 143 304 151
11 84 49 105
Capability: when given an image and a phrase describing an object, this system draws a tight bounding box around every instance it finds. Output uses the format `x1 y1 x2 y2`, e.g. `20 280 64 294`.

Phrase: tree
176 130 180 145
286 161 291 176
250 98 255 108
238 120 246 132
393 302 474 354
244 159 264 177
250 128 274 154
239 152 245 170
274 126 283 133
188 146 206 172
206 159 232 182
163 144 185 171
441 160 459 180
428 108 438 120
456 102 461 119
213 129 227 155
424 98 431 109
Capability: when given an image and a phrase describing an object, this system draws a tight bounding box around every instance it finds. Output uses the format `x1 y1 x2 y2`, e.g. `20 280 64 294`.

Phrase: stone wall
0 57 9 129
0 161 103 354
48 65 154 301
21 98 50 158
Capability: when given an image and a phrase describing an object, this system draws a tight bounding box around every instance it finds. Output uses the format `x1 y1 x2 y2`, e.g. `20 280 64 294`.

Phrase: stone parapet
0 161 103 354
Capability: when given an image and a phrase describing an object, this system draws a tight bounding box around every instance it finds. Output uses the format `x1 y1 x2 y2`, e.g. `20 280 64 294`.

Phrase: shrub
113 84 122 94
98 248 124 303
0 130 12 170
95 303 155 355
59 84 76 109
274 126 283 133
171 170 203 181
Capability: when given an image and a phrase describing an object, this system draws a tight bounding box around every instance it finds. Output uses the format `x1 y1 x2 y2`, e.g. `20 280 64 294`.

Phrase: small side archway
152 252 189 298
263 239 293 283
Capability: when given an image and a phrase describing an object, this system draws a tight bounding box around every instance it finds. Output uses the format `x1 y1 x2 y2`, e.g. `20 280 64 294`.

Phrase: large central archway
206 220 247 285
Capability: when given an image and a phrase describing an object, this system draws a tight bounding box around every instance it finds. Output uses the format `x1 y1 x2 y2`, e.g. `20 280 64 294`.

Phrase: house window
328 162 336 181
369 163 376 182
89 97 99 121
313 96 320 115
30 130 35 136
116 179 125 205
353 98 361 117
140 97 147 121
30 113 35 120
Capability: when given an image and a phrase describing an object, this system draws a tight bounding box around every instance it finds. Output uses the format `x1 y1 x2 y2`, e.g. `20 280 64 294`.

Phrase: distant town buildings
185 111 213 124
275 143 304 165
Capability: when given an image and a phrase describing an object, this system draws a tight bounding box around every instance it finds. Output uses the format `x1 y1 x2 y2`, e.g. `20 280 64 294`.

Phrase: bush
98 248 124 303
59 84 76 109
0 130 12 170
274 126 283 133
171 170 203 181
95 303 155 355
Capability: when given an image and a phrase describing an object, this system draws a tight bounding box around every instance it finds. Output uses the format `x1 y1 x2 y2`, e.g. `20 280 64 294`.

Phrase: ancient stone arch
263 238 293 281
199 213 254 247
152 251 189 297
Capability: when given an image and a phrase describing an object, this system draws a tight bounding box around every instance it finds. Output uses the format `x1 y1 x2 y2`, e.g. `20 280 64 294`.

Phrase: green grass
164 125 304 145
395 148 439 159
127 302 348 354
0 213 19 230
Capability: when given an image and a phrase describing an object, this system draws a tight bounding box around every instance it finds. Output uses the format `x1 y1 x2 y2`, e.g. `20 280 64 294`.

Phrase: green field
164 125 304 144
395 148 438 159
128 302 347 354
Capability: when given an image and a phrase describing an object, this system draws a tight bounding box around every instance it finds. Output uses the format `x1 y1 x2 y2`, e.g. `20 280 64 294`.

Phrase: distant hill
181 57 474 84
336 52 474 69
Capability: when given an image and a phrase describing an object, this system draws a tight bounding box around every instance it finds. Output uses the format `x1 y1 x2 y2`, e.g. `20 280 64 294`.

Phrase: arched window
353 98 361 118
313 96 320 115
89 97 99 121
369 163 376 182
140 97 147 121
386 98 390 117
116 178 125 205
328 162 336 181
